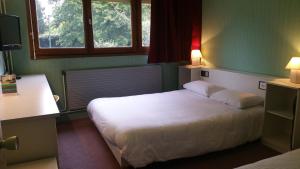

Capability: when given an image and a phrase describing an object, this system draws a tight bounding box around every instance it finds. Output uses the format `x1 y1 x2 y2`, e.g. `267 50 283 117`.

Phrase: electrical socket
200 70 209 77
258 81 267 90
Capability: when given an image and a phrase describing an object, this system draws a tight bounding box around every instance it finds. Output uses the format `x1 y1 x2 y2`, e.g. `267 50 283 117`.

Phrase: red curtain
148 0 202 63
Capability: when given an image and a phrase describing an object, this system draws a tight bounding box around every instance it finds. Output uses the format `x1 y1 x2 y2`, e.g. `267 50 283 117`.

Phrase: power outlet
201 70 209 77
258 81 267 90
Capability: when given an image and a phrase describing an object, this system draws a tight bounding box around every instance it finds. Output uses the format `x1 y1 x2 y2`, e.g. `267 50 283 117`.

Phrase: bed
87 89 264 168
235 149 300 169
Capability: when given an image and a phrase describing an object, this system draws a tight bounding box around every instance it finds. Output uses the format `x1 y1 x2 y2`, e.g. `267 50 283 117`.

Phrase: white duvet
236 149 300 169
87 89 264 167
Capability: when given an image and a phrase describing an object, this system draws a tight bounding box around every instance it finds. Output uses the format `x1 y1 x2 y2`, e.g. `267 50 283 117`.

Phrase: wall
6 0 178 110
202 0 300 77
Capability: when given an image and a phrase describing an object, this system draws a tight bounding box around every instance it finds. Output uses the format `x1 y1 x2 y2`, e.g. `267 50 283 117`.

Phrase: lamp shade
191 50 202 66
286 57 300 69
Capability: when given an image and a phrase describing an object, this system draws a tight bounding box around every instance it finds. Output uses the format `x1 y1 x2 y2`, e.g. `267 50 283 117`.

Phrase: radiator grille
64 65 162 110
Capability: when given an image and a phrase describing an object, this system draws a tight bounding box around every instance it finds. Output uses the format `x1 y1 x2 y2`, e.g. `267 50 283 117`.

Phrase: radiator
64 65 162 111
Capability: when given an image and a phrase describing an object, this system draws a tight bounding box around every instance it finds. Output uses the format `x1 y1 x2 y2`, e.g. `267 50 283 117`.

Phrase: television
0 14 22 51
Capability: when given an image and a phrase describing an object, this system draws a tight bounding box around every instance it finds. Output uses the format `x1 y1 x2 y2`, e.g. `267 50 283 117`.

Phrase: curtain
148 0 202 63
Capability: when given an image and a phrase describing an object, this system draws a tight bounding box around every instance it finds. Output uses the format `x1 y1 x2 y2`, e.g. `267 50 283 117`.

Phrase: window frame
26 0 149 59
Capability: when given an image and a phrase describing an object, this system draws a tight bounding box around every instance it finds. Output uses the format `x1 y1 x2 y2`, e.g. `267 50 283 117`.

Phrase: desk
0 75 59 167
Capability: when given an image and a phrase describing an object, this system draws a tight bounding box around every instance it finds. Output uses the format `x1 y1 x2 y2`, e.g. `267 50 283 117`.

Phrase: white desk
0 75 59 167
0 75 59 120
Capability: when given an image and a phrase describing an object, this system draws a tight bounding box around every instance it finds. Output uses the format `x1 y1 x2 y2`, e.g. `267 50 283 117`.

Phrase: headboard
199 67 277 97
64 65 162 111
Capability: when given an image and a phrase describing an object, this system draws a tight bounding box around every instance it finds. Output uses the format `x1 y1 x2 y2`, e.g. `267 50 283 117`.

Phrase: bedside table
262 78 300 152
178 65 203 89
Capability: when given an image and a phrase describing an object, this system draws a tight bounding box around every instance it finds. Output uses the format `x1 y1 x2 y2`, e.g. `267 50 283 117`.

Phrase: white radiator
64 65 162 111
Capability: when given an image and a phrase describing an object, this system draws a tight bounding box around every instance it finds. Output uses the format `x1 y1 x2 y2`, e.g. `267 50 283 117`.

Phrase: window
35 0 85 48
92 0 132 48
27 0 151 59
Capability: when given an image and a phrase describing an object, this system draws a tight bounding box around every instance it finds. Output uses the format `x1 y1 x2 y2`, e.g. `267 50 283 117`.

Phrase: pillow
210 89 264 109
183 80 224 97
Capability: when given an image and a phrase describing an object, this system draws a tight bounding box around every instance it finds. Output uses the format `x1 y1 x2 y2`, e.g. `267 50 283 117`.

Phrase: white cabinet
0 75 59 168
262 79 300 152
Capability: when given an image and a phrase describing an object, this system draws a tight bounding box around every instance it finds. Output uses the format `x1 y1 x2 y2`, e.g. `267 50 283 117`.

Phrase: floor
57 118 279 169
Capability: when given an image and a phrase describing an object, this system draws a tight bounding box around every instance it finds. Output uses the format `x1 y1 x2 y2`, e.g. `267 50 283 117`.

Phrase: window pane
92 0 132 48
35 0 85 48
142 0 151 47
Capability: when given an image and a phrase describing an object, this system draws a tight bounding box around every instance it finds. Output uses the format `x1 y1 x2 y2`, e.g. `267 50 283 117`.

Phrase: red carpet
57 118 279 169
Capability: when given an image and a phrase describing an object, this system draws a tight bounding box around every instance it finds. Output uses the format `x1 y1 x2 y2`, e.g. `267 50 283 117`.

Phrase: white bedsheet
236 149 300 169
87 89 264 167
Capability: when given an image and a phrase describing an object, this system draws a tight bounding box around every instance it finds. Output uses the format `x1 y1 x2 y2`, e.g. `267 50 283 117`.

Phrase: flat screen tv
0 14 22 51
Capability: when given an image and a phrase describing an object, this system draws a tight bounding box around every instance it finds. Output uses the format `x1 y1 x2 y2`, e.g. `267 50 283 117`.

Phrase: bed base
103 137 133 169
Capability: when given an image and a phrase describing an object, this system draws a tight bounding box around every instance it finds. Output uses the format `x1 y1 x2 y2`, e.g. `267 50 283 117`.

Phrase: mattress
236 149 300 169
87 89 264 167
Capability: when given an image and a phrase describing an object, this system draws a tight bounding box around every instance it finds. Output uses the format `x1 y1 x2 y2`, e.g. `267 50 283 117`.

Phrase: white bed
87 89 264 168
236 149 300 169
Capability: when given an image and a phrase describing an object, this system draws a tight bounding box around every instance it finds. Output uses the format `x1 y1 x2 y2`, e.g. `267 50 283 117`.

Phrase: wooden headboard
64 65 162 111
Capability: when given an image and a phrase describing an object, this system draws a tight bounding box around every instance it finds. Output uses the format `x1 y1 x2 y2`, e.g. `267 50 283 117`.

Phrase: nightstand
178 65 202 89
262 79 300 152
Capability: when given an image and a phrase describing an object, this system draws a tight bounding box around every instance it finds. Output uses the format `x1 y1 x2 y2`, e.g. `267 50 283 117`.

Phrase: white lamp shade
191 50 202 66
286 57 300 69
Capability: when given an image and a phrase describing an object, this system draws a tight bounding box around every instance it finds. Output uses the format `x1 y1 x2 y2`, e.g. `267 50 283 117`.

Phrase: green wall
202 0 300 77
5 0 178 110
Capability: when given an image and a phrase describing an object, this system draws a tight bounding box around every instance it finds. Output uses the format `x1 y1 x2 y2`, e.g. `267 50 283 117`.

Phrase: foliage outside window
27 0 151 59
141 0 150 47
92 0 132 48
35 0 85 48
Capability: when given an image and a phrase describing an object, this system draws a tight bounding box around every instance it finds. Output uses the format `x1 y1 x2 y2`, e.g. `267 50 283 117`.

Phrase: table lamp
286 57 300 83
191 49 202 66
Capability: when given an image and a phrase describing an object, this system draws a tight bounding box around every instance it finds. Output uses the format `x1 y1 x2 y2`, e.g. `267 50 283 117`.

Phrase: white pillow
183 80 224 97
210 89 264 109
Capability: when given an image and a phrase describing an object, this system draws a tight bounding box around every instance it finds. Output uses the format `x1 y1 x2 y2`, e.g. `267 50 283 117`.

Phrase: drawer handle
0 136 19 150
